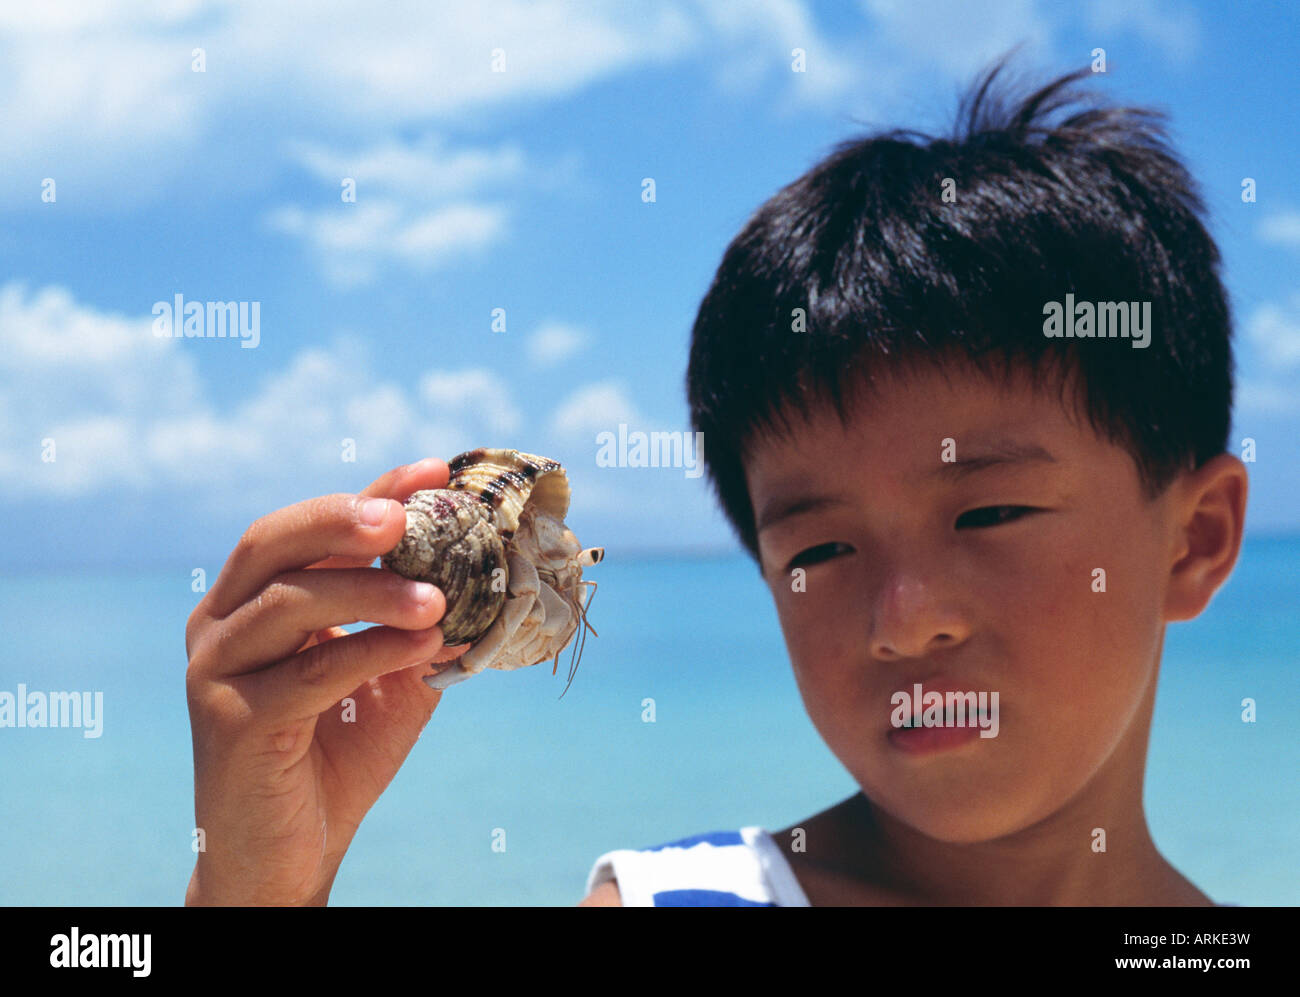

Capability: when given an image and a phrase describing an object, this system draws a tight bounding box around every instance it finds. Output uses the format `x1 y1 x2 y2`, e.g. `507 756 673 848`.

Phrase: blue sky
1 0 1297 571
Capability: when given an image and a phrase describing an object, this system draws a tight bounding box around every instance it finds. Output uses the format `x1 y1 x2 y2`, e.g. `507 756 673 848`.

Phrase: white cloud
1235 296 1300 416
0 1 698 209
1236 381 1298 416
1084 0 1201 64
145 411 267 474
286 135 527 203
392 204 508 257
549 380 646 439
697 0 864 109
1258 211 1300 248
0 17 202 210
1 282 154 366
860 0 1053 79
266 133 525 283
0 1 879 212
527 321 588 367
1245 295 1300 369
0 282 208 423
0 282 528 503
0 283 740 557
265 199 508 287
37 415 142 496
420 369 523 435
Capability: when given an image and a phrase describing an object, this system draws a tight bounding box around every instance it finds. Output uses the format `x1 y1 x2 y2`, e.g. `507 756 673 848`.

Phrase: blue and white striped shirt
585 827 812 906
589 831 1237 905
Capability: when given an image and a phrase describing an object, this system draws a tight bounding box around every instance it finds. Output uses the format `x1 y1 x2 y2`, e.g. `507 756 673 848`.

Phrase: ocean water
0 539 1296 906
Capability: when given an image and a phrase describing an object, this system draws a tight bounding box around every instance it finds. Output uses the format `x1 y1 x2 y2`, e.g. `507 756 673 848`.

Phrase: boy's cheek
982 527 1103 620
777 612 849 679
769 575 846 638
771 603 865 697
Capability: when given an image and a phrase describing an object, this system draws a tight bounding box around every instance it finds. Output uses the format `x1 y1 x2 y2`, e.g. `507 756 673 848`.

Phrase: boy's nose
867 574 971 661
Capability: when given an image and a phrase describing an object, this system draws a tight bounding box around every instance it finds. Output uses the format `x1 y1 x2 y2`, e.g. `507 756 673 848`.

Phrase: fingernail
408 581 436 604
361 498 391 526
407 457 439 474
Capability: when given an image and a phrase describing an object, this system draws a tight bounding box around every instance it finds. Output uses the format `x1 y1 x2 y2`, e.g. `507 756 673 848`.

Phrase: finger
308 458 450 572
359 457 449 501
298 625 349 653
240 623 451 722
304 627 469 662
364 646 472 717
203 458 449 619
195 568 448 679
205 492 412 620
311 646 471 753
430 641 471 663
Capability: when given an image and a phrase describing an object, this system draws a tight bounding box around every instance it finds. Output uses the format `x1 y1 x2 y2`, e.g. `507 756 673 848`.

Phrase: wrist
185 860 337 907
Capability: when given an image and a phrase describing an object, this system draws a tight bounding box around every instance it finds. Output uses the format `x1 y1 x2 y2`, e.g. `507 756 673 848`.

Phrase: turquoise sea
1 539 1297 906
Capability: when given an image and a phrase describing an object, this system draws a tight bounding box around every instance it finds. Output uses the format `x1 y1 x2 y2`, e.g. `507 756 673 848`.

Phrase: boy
184 59 1246 906
586 58 1245 906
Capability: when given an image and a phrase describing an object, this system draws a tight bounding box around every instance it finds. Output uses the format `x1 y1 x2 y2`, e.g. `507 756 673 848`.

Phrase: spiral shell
381 448 601 691
379 488 506 645
444 448 569 540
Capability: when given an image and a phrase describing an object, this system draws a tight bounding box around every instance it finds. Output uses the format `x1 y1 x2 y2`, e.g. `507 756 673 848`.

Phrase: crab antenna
574 578 597 636
558 580 598 700
559 608 585 699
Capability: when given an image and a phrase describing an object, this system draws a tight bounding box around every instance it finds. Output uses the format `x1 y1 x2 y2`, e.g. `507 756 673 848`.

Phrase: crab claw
424 664 473 690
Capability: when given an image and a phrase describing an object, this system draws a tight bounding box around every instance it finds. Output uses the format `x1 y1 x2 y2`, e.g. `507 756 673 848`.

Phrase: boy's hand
184 459 467 906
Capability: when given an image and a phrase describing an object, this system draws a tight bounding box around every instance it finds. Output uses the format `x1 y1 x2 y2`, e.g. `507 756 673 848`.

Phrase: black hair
685 54 1234 563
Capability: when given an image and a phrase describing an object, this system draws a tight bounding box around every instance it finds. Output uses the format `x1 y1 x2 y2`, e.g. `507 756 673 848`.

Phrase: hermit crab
381 448 602 695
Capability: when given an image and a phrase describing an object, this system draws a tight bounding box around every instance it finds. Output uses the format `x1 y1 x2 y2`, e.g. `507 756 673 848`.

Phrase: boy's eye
787 541 853 570
955 505 1037 529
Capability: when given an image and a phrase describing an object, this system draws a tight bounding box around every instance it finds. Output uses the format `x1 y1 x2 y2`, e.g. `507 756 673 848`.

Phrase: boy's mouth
898 707 993 728
887 677 1000 730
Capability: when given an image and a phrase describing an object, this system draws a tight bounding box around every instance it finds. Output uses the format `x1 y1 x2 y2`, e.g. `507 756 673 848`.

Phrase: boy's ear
1164 453 1248 622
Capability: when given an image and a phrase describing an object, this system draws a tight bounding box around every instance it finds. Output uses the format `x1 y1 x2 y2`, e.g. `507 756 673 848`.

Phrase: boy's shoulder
578 801 911 907
769 807 915 907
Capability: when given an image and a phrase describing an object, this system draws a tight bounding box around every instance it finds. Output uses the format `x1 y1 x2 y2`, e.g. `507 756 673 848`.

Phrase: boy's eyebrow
756 439 1058 533
755 494 848 534
931 439 1058 480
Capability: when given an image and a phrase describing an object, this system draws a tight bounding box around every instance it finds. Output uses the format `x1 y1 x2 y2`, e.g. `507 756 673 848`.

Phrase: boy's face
745 362 1180 843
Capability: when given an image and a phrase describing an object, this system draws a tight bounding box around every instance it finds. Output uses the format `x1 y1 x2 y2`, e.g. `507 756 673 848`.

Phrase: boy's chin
885 807 1031 845
866 775 1053 844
